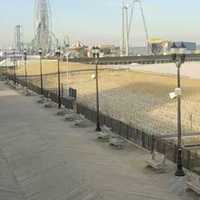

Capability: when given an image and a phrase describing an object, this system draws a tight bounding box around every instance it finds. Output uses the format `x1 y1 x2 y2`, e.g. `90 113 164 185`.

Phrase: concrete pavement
0 81 198 200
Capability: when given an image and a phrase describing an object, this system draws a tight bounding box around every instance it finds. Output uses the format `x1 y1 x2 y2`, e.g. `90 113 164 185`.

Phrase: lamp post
23 49 28 87
4 51 8 78
39 48 43 94
56 48 61 109
92 46 101 132
13 49 16 83
66 52 70 86
171 42 186 177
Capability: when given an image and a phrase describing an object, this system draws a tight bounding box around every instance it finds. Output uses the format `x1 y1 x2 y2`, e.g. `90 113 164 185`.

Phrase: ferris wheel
33 0 56 53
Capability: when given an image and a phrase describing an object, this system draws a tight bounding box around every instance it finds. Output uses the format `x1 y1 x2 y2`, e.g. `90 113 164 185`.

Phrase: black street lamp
4 51 8 78
56 48 61 109
92 46 101 132
171 42 186 177
23 49 28 87
13 49 16 83
39 48 43 94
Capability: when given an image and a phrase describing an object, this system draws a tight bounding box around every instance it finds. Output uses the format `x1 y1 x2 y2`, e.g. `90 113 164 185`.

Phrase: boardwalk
0 81 197 200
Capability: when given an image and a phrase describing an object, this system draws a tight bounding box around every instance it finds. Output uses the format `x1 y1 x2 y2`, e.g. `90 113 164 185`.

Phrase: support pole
121 0 125 56
175 62 185 177
139 0 150 54
56 48 61 109
13 50 16 84
5 51 8 78
125 5 129 56
92 46 101 132
95 58 101 132
39 49 43 95
58 58 61 109
25 59 28 87
23 50 28 87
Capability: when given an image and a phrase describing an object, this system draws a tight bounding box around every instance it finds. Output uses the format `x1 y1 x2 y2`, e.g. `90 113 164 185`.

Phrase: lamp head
170 42 178 62
180 53 186 63
171 53 177 62
92 46 100 58
171 42 186 64
23 49 27 55
56 47 61 57
38 48 42 56
23 49 27 60
177 44 186 65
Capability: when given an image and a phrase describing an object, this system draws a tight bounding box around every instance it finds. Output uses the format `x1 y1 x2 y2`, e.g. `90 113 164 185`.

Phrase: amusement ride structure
33 0 58 54
121 0 150 56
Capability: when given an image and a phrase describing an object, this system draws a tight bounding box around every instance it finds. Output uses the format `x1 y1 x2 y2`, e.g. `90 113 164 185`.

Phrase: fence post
186 150 191 169
61 83 64 97
126 125 129 139
142 132 145 148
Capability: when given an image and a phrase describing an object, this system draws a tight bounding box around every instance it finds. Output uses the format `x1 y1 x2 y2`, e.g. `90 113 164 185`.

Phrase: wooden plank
186 182 200 194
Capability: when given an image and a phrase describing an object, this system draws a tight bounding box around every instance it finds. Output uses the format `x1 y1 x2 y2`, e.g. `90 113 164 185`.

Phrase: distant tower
14 25 23 52
34 0 52 53
121 0 150 56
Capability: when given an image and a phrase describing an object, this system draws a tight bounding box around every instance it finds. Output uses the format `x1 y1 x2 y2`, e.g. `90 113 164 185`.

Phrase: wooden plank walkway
0 81 196 200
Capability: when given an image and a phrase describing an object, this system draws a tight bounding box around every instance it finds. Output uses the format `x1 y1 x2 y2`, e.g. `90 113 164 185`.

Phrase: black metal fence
76 103 200 172
6 74 75 110
4 73 200 174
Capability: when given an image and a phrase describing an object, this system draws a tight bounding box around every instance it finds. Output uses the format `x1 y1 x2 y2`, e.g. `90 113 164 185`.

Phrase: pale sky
0 0 200 48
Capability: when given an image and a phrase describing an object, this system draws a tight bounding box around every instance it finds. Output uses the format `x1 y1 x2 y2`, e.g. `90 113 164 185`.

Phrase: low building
149 38 170 55
87 45 120 58
171 42 196 53
99 45 120 57
149 38 196 55
69 41 88 58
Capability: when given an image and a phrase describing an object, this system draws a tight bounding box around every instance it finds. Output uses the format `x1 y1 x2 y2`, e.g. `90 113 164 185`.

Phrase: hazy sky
0 0 200 48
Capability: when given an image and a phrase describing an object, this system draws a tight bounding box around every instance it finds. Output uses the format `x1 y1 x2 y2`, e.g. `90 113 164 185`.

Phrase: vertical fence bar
61 83 64 98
